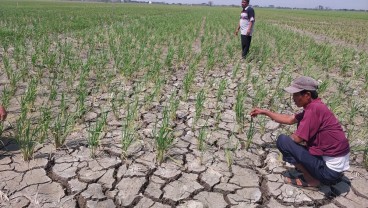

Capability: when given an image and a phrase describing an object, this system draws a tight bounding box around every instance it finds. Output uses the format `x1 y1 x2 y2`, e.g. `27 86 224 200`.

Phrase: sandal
284 175 320 191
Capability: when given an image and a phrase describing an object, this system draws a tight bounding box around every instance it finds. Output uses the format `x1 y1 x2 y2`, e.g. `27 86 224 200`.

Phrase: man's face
242 1 248 8
292 92 311 108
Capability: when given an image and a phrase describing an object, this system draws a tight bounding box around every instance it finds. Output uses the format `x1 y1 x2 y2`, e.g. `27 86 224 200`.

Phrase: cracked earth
1 113 368 208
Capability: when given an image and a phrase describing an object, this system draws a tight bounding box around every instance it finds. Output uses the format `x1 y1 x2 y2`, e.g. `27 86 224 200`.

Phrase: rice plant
235 83 246 133
182 65 196 100
194 89 206 128
51 112 75 149
87 112 108 158
169 91 180 120
197 127 207 152
232 62 240 79
38 106 51 143
216 78 227 107
245 117 255 151
121 101 139 159
348 100 362 124
15 112 39 161
225 147 233 168
153 107 173 165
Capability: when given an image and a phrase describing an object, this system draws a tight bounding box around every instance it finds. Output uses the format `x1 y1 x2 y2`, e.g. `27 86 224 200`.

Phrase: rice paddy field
0 1 368 207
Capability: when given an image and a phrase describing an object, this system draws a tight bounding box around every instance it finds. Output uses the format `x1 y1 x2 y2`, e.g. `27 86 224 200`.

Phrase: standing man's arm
235 24 240 36
246 7 255 36
246 21 253 36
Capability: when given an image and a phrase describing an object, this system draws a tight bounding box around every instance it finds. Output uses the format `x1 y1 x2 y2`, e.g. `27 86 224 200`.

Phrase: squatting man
250 76 350 189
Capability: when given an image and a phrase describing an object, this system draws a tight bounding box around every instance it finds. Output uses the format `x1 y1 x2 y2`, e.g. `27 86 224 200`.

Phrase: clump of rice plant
216 79 227 107
232 63 240 79
225 148 233 168
51 94 75 149
38 106 51 143
15 118 39 161
235 83 246 133
194 89 206 128
182 64 196 100
197 126 207 164
15 103 39 161
245 117 255 151
87 112 108 158
169 91 180 120
153 107 173 165
121 100 139 159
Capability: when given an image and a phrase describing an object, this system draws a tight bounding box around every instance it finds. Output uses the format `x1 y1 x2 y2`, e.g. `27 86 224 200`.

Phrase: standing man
235 0 255 59
250 76 350 188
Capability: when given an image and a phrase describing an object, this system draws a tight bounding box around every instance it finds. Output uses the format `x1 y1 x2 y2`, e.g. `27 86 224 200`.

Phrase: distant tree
209 1 213 6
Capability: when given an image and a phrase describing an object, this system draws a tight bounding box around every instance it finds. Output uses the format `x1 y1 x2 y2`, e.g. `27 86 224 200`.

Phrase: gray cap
284 76 319 93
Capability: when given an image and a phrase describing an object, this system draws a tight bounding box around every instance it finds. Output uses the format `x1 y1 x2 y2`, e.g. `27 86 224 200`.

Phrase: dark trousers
276 134 343 185
241 35 252 58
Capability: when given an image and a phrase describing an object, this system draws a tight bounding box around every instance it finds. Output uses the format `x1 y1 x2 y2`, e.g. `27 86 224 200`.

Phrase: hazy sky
151 0 368 10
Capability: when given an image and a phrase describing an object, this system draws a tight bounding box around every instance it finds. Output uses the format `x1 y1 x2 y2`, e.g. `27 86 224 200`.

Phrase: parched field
0 1 368 207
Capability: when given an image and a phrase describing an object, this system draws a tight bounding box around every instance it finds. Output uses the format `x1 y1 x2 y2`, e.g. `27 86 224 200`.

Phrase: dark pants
276 134 343 185
241 35 252 58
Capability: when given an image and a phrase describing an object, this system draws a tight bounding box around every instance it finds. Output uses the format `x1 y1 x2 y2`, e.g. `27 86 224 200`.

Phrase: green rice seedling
216 78 227 108
87 112 108 158
0 122 3 138
15 113 40 161
52 112 75 149
326 94 343 116
225 147 233 168
110 91 120 120
194 89 206 127
153 107 174 165
169 91 180 120
226 42 234 59
9 72 22 96
49 81 58 102
253 86 267 107
76 76 88 118
259 116 266 135
120 100 139 159
245 117 255 151
1 86 11 109
197 126 207 152
348 100 362 124
121 121 136 160
165 45 175 68
251 75 259 86
346 125 355 140
146 76 164 106
182 66 195 100
16 121 39 161
232 63 240 79
318 79 329 94
245 64 252 82
235 84 246 133
38 106 51 143
206 50 215 73
24 78 38 110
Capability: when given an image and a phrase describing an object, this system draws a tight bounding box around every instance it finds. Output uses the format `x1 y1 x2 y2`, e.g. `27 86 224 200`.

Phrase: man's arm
250 108 297 125
235 24 240 36
0 105 7 121
290 134 305 144
246 21 253 36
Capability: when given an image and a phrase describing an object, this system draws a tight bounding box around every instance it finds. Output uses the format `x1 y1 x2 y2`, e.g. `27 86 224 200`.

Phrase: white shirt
323 153 350 172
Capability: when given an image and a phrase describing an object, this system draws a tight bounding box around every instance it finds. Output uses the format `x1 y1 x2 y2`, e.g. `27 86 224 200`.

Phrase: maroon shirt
294 98 350 157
